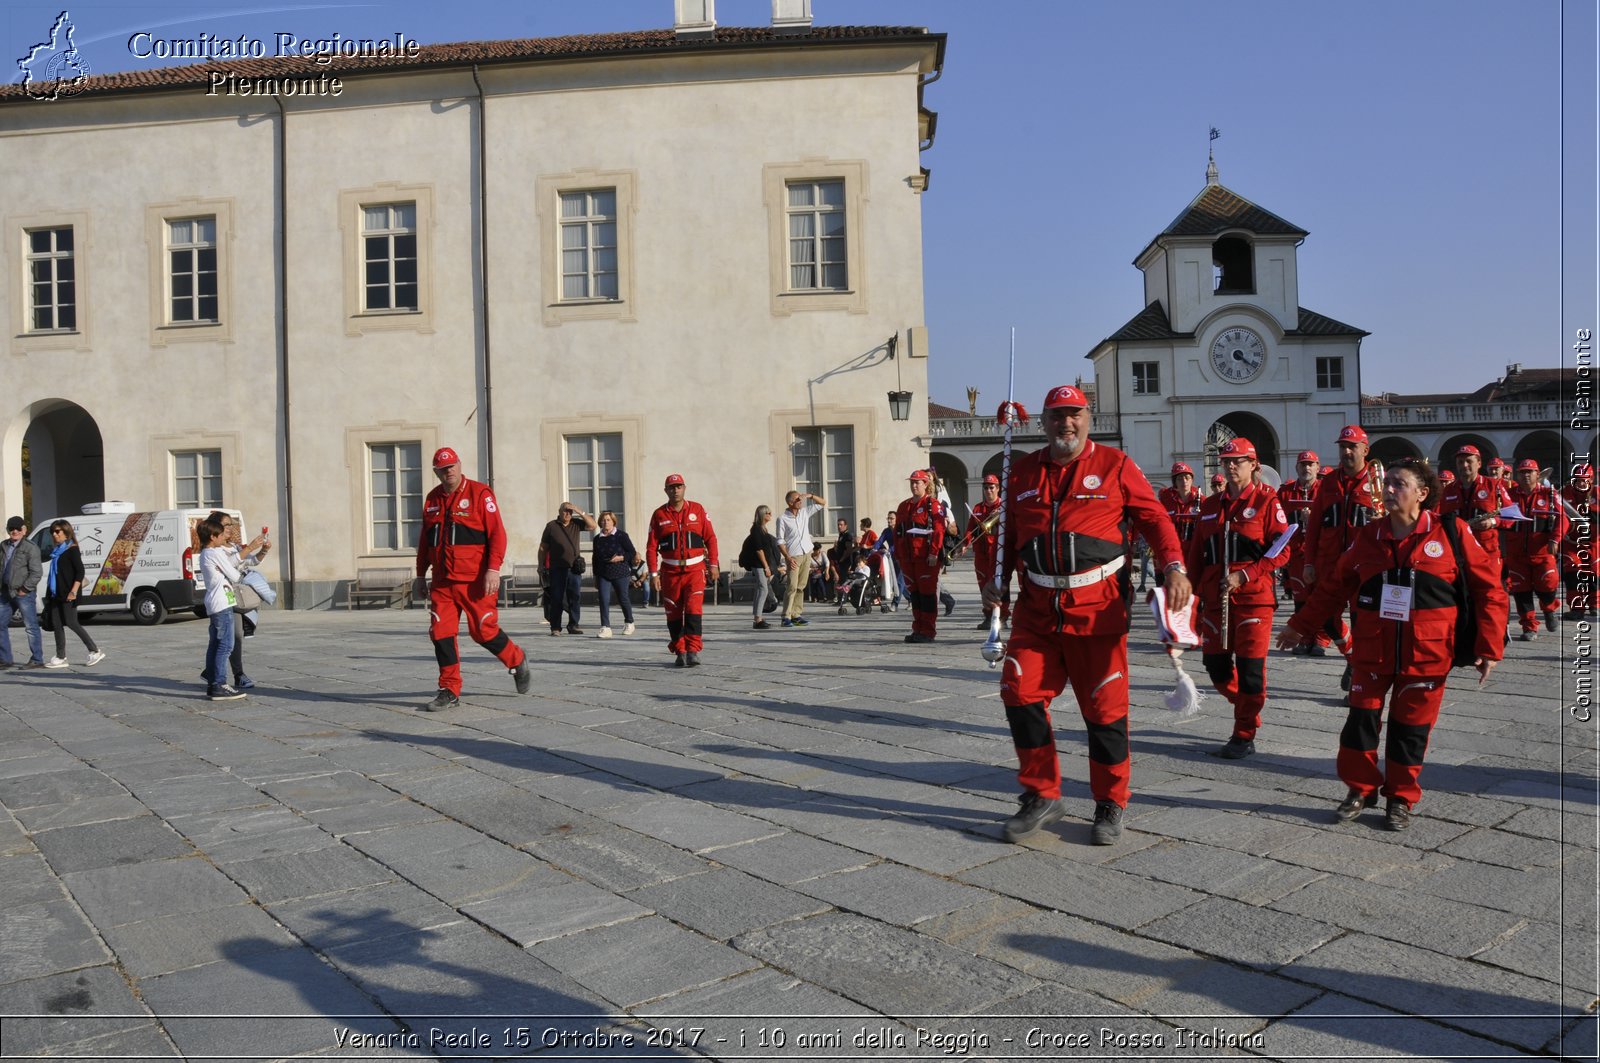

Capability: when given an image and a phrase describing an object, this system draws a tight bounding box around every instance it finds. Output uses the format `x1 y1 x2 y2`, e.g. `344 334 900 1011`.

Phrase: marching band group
414 390 1587 846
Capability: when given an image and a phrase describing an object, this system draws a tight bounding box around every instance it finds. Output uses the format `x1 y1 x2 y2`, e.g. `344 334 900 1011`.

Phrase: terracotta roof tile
928 400 971 419
3 25 936 102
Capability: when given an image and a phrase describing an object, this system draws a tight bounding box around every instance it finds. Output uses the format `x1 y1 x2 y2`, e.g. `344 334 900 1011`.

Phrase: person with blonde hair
738 505 784 629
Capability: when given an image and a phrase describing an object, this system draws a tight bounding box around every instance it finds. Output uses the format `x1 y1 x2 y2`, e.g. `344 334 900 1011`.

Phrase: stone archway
1437 432 1499 471
1369 435 1423 469
1513 429 1573 478
928 451 968 522
14 400 103 523
1205 411 1280 485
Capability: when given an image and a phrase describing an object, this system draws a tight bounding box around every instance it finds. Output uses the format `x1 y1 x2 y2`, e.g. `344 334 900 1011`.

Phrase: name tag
1379 584 1413 622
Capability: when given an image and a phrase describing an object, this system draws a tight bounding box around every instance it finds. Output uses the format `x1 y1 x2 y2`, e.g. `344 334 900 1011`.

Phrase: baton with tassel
983 329 1027 666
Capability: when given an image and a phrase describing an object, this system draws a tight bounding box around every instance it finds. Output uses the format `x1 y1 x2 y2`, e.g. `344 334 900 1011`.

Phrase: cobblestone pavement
0 583 1593 1062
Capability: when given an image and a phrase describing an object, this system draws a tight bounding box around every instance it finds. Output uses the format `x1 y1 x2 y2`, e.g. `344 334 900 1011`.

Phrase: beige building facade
0 22 945 606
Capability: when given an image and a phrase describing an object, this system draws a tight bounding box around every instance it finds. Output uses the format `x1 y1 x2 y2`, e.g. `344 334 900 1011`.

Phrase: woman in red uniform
1504 459 1568 639
1278 459 1507 830
1186 438 1290 759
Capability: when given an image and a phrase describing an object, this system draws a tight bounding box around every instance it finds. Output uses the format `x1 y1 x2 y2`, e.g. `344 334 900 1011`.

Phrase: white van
30 502 244 624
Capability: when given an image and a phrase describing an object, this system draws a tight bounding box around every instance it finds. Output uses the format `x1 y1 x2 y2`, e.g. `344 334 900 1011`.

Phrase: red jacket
894 494 947 568
1157 485 1203 544
417 478 507 583
1504 485 1569 563
1306 466 1382 579
1289 511 1508 676
1000 441 1182 636
1276 478 1318 575
966 497 1001 570
1186 482 1291 612
1439 475 1512 557
646 501 718 572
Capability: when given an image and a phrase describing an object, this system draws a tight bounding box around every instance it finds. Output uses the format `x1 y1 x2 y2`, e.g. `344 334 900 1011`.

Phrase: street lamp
884 332 912 421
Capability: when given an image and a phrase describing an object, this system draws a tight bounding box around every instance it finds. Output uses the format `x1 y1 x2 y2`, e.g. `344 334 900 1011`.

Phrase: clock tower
1086 160 1367 484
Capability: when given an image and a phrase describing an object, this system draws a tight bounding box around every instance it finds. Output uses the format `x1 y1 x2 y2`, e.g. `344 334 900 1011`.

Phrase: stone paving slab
0 605 1589 1061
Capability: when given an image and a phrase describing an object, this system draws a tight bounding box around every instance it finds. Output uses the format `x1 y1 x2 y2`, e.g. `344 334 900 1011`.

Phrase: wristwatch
1164 562 1187 575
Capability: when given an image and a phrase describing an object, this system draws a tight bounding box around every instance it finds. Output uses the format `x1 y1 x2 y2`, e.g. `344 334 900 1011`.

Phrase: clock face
1210 327 1266 383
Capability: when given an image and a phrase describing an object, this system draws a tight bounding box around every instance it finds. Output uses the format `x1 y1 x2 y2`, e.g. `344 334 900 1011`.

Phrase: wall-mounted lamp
885 332 911 421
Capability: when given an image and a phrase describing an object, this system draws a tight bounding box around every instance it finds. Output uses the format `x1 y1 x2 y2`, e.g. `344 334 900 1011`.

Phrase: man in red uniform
1305 425 1378 690
1505 459 1568 639
1277 450 1324 653
1157 462 1203 568
647 473 719 667
415 447 531 711
1440 445 1511 568
894 469 948 643
1561 464 1595 619
985 385 1190 846
962 474 1008 630
1187 438 1291 758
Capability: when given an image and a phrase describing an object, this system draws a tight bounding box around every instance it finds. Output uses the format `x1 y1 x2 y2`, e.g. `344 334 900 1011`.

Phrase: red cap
982 474 1000 486
664 473 685 487
1218 437 1258 461
1575 464 1594 479
1486 457 1507 470
1171 462 1193 477
1297 450 1319 464
431 447 460 469
1321 466 1336 477
908 469 932 483
1043 384 1089 410
1439 469 1456 483
1455 444 1481 458
1336 425 1369 445
1516 459 1540 472
1211 474 1225 485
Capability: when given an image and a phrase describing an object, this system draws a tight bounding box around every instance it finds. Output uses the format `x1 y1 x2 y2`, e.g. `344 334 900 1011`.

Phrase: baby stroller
838 545 900 614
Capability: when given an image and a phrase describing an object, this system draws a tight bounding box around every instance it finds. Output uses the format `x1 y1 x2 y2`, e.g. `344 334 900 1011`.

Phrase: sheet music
1498 504 1532 522
1263 525 1300 559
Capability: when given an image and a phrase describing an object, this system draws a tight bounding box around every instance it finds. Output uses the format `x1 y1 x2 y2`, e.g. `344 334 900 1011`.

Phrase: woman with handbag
739 506 784 630
42 520 105 668
1277 459 1506 830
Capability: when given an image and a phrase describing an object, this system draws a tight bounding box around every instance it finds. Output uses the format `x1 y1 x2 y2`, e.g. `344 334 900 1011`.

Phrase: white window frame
172 449 223 510
563 433 626 538
559 190 619 302
1316 356 1344 390
1132 361 1161 396
166 217 218 325
361 202 419 313
367 441 424 552
792 425 856 537
785 179 847 292
339 184 434 335
536 170 637 326
764 160 868 315
25 226 75 333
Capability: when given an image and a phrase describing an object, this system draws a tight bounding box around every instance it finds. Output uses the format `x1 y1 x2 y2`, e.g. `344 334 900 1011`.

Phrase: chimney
674 0 715 37
772 0 813 32
1506 362 1522 377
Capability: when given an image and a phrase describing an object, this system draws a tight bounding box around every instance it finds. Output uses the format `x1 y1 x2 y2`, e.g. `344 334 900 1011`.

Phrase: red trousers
975 560 1010 622
1341 670 1447 806
1000 628 1131 807
903 553 941 638
660 564 705 653
1506 551 1561 630
1199 604 1273 741
428 580 523 696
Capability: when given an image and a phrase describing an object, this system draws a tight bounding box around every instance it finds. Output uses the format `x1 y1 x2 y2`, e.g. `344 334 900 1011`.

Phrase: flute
1219 518 1231 652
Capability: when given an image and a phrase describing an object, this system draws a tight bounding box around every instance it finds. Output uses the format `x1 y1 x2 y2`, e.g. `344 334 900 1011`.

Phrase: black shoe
974 619 991 630
1545 611 1559 632
904 632 934 643
1334 788 1377 822
686 652 701 667
1339 663 1353 692
674 653 686 668
1089 800 1124 845
1565 608 1583 621
512 660 532 694
942 596 956 617
1214 736 1256 759
207 684 246 702
568 625 584 636
21 661 45 670
422 688 459 712
753 620 770 630
1308 645 1328 658
1002 793 1065 842
1385 797 1412 831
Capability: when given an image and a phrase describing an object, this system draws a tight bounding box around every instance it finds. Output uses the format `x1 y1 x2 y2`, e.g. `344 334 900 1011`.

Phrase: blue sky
6 0 1594 411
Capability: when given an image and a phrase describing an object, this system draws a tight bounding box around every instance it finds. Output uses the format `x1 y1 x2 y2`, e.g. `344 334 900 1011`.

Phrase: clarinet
1219 515 1231 652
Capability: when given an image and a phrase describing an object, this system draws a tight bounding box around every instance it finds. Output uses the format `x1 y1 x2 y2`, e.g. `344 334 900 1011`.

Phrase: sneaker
208 684 246 702
792 617 809 627
0 662 11 670
422 688 458 712
85 650 106 667
1545 611 1560 632
21 661 45 670
1001 793 1065 843
1089 800 1124 845
1334 788 1377 822
1385 797 1413 831
904 632 934 643
44 657 68 669
549 626 563 636
1519 630 1536 642
568 625 584 636
943 597 956 617
1214 736 1256 759
753 620 769 630
673 653 687 668
781 618 794 628
686 652 701 667
1339 662 1353 692
234 675 255 690
624 622 635 635
598 627 613 639
512 659 532 695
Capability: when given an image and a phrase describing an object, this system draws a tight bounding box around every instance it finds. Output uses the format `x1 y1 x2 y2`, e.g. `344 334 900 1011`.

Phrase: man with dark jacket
539 501 597 635
0 517 44 669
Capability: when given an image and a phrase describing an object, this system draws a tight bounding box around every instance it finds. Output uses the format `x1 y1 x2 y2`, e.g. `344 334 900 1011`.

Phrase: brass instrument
1365 459 1387 519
